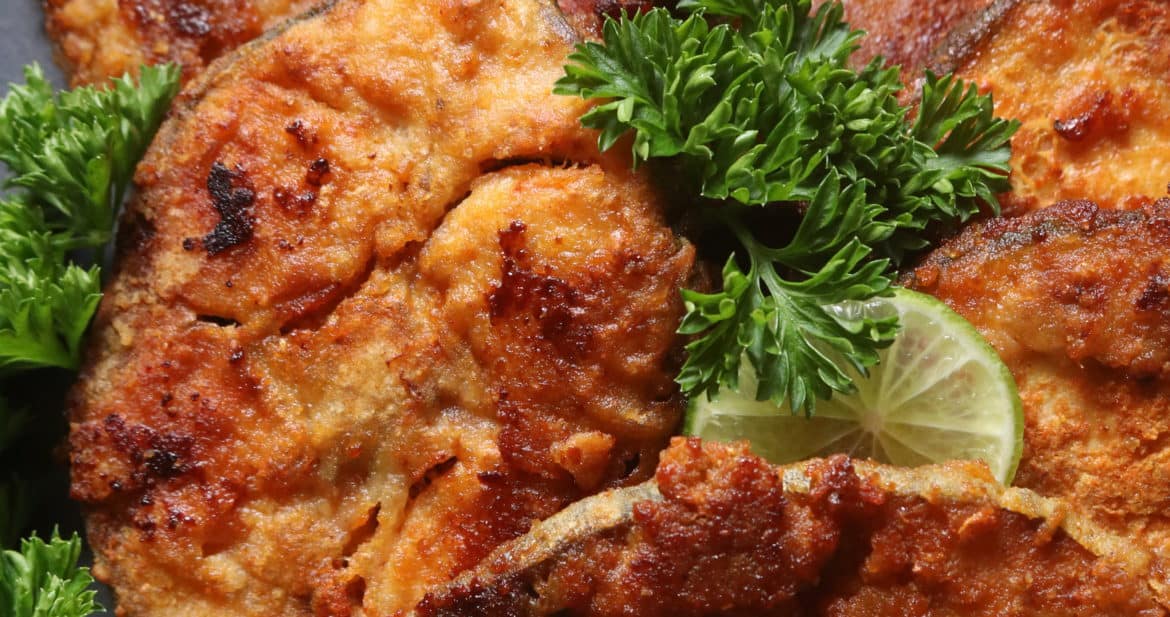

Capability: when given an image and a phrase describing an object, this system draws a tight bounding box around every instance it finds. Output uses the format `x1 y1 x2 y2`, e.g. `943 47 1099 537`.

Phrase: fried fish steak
824 0 993 77
44 0 323 86
942 0 1170 214
903 200 1170 564
417 438 1169 616
43 0 654 86
66 0 697 614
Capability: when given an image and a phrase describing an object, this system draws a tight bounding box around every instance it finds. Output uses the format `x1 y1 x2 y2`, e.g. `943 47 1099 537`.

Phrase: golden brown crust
951 0 1170 214
417 439 1168 616
67 0 694 615
903 200 1170 570
830 0 995 76
43 0 324 86
42 0 654 87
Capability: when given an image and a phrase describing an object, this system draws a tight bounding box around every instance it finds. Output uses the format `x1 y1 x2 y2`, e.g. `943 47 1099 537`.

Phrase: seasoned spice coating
903 200 1170 568
44 0 323 86
44 0 659 86
949 0 1170 213
66 0 695 615
418 439 1168 616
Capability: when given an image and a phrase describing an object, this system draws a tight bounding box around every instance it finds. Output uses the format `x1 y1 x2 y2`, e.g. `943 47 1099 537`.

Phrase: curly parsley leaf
0 64 179 248
0 64 179 374
0 531 99 617
0 200 101 373
676 175 898 412
556 0 1017 414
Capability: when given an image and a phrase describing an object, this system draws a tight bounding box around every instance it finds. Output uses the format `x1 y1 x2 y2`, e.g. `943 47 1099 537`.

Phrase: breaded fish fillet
44 0 322 86
66 0 695 615
417 438 1169 616
827 0 993 77
43 0 653 86
826 0 1170 214
943 0 1170 214
903 200 1170 563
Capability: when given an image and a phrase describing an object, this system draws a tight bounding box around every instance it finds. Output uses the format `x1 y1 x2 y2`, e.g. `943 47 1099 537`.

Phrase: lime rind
684 287 1024 484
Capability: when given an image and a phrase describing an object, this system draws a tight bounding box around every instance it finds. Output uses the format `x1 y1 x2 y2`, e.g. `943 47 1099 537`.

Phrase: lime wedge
684 287 1023 484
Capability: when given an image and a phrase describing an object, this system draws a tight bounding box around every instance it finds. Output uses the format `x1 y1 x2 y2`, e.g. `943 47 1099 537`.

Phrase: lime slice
684 287 1023 484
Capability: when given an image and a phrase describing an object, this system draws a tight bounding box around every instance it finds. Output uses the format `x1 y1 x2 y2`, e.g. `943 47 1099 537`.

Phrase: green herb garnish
0 60 178 564
0 531 98 617
555 0 1017 414
0 64 179 373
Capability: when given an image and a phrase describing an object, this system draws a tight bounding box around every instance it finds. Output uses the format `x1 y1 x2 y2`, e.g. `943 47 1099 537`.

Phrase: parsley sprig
555 0 1017 414
0 531 98 617
0 62 178 601
0 64 179 374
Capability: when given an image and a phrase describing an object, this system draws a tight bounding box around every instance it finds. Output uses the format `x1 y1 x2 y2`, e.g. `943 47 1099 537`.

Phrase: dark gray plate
1 2 64 87
2 3 111 614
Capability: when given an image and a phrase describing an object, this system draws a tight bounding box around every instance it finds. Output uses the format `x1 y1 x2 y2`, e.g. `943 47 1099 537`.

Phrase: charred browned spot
202 162 256 255
285 119 318 147
1136 272 1170 311
1055 277 1107 309
1054 92 1110 141
167 2 211 36
489 222 594 359
306 158 331 186
1053 89 1138 144
273 187 317 215
118 211 157 256
121 0 265 68
103 414 194 482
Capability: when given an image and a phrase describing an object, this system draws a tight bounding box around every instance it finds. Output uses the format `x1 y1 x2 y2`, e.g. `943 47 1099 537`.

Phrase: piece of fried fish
66 0 695 614
43 0 654 86
418 438 1169 616
827 0 1170 213
826 0 994 77
44 0 323 86
939 0 1170 214
903 200 1170 565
